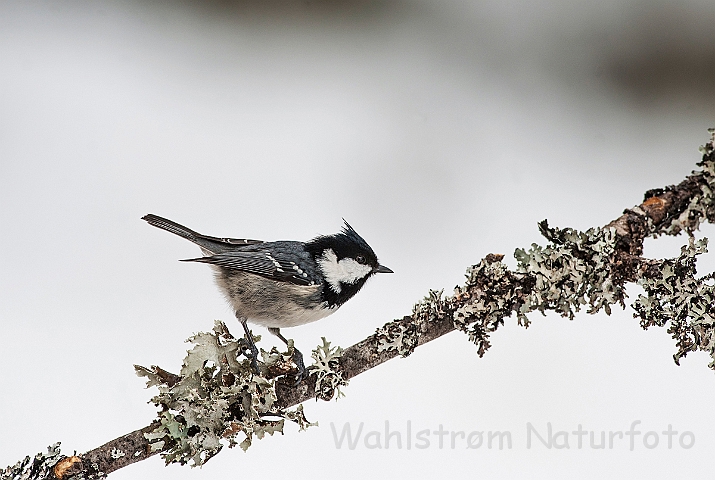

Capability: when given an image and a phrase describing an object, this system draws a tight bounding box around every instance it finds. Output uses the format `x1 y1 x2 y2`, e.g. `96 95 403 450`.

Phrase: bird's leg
237 315 259 374
268 327 306 384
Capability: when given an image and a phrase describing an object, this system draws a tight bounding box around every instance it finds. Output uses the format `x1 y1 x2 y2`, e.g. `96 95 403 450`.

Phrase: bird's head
306 220 392 307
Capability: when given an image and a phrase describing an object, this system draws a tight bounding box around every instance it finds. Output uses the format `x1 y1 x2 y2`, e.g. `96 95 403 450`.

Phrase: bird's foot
237 317 261 375
237 336 260 375
267 327 307 385
289 347 307 386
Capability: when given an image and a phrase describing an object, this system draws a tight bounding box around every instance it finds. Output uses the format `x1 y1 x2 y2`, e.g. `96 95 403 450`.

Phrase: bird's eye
355 255 367 265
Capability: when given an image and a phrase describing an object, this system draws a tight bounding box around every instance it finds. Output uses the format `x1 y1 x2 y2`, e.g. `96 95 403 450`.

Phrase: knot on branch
633 237 715 369
645 130 715 237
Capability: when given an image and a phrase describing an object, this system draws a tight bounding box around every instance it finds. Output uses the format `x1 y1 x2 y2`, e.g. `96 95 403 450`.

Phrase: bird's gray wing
182 251 314 286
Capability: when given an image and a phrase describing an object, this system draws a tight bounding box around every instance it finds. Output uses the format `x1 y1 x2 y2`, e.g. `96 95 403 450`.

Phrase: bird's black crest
340 219 374 254
305 220 378 265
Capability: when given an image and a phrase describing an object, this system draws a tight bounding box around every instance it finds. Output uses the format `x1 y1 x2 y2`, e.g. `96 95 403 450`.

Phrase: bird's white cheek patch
318 249 373 293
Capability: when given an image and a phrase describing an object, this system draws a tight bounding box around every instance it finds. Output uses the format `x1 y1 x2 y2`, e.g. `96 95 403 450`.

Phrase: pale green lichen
413 132 715 369
375 289 449 357
1 444 62 480
629 131 715 370
447 130 715 370
379 224 626 359
453 254 525 355
633 238 715 369
412 289 450 329
135 321 316 467
515 223 624 319
450 225 626 356
310 337 348 401
375 318 419 357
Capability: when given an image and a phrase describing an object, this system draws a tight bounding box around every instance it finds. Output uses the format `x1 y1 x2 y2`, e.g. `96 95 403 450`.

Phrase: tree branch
5 131 715 480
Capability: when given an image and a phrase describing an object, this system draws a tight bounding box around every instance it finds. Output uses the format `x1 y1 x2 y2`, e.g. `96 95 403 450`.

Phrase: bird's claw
237 337 261 375
281 347 307 386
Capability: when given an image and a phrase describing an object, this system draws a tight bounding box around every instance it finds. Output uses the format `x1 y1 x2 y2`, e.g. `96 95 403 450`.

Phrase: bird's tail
142 214 202 244
142 214 264 253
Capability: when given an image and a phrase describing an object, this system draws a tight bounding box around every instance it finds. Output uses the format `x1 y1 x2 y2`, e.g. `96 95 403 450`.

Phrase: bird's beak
374 264 394 274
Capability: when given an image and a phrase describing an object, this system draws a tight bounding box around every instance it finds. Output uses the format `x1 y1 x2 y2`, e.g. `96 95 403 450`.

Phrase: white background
2 1 715 478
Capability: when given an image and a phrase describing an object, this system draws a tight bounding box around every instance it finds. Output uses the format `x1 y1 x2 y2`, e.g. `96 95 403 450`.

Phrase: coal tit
142 214 392 379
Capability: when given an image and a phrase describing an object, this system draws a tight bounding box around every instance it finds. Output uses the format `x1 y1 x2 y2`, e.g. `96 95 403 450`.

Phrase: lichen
633 237 715 369
449 224 626 356
309 337 348 401
452 253 531 355
516 222 625 318
135 321 317 467
652 128 715 237
447 131 715 372
401 132 715 369
108 448 124 460
412 289 450 330
376 224 627 360
1 444 63 480
375 317 420 357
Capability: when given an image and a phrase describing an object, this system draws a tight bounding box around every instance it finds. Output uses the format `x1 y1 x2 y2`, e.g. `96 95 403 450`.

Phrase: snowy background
2 1 714 478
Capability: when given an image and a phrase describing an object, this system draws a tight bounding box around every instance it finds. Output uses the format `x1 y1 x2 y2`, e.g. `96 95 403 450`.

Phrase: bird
142 214 393 381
